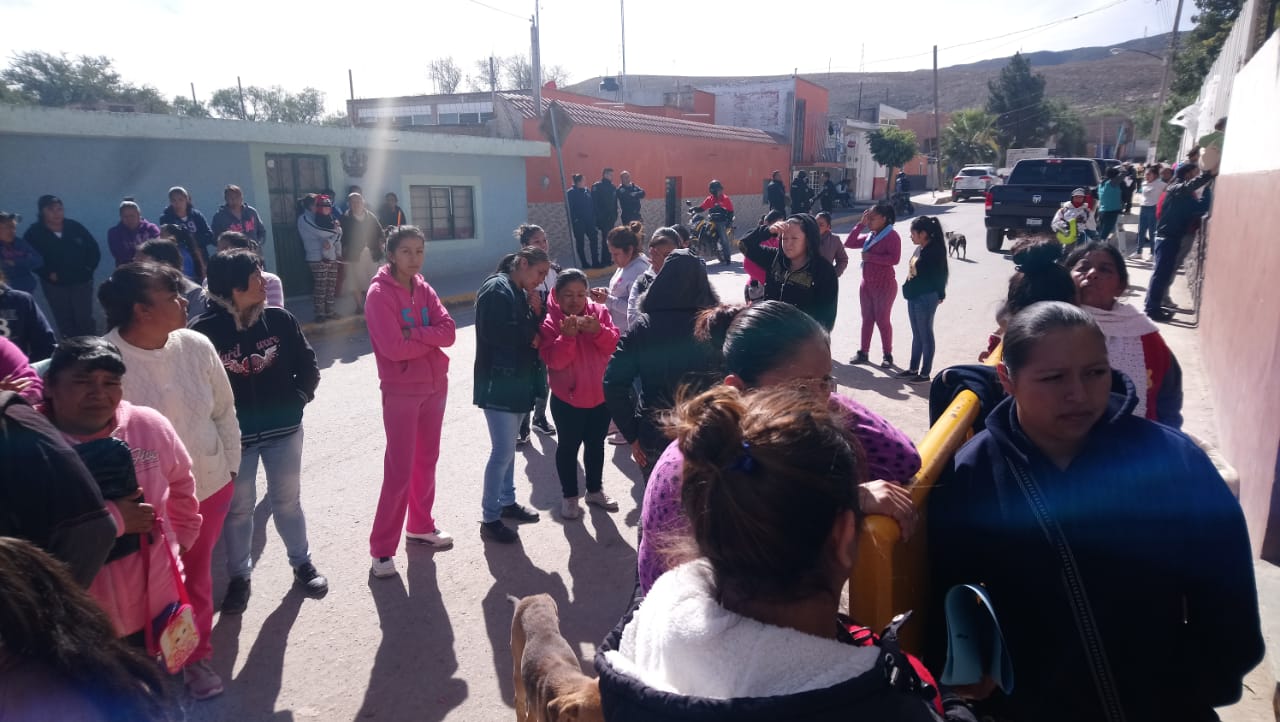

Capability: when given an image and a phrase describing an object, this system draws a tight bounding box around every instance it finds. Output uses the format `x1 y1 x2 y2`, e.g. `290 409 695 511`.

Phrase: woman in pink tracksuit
364 225 457 579
845 200 902 369
538 268 621 520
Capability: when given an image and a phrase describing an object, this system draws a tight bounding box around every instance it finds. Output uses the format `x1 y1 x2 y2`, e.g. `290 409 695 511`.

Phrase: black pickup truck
984 157 1101 252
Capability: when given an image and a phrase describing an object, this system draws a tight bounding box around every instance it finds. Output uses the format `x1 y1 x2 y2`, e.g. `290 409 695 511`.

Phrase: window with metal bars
409 185 475 240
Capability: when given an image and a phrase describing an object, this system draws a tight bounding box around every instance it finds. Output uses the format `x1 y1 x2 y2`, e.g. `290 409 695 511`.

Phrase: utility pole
933 45 941 191
620 0 627 104
1150 0 1185 163
856 81 863 122
190 82 197 106
531 1 543 117
236 76 246 119
349 69 356 127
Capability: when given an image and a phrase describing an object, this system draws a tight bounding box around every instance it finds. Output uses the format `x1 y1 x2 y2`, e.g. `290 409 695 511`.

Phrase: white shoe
371 556 398 578
585 491 619 511
607 431 629 445
406 528 454 549
561 497 583 520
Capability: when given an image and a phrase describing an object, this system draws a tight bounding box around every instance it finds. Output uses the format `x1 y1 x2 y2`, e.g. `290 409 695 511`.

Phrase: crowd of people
0 149 1262 721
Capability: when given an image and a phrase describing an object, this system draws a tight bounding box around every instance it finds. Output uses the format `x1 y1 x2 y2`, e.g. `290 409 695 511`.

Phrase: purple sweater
0 336 43 404
107 220 161 266
637 391 922 593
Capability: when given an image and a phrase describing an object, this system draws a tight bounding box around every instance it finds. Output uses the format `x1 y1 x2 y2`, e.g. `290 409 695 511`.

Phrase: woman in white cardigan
98 262 240 702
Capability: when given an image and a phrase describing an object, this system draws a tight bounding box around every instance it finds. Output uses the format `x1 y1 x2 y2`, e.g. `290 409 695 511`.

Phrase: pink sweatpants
182 479 233 663
370 388 448 558
859 279 897 355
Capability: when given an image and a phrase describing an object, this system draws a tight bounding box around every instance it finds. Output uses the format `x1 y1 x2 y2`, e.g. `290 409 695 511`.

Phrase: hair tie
728 442 756 474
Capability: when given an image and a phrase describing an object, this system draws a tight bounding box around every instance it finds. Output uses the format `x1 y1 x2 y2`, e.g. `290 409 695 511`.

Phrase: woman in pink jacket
364 226 457 579
539 268 621 520
39 336 202 644
845 201 902 369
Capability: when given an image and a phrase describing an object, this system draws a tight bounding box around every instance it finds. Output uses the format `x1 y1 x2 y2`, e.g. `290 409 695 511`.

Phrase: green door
266 154 330 296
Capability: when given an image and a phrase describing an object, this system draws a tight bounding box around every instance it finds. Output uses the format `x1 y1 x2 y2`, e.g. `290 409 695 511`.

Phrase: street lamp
1110 47 1172 162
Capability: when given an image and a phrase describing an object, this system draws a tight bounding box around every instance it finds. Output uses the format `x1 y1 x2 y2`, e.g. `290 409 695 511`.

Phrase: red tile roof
501 93 782 145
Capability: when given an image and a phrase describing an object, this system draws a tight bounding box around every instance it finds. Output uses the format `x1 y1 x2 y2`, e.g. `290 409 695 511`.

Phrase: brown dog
510 594 604 722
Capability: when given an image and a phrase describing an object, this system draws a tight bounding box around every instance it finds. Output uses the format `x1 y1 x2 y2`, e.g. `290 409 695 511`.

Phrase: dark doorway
665 176 682 226
265 154 331 295
793 99 807 164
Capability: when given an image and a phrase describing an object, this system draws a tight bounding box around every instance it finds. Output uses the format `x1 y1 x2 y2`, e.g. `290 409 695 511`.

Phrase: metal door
265 154 330 296
664 176 681 226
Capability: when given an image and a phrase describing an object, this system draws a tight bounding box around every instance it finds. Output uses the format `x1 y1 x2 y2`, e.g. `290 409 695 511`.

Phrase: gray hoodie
297 211 342 262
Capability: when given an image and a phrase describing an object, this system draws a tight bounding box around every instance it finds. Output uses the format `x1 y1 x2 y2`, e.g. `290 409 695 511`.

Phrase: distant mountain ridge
565 33 1181 120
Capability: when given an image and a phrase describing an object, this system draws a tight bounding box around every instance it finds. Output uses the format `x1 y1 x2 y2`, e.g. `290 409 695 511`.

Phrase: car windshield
960 169 988 177
1009 162 1097 187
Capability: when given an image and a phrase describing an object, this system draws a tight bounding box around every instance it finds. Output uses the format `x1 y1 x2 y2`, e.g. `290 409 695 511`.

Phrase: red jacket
697 193 734 213
365 266 456 395
539 298 620 409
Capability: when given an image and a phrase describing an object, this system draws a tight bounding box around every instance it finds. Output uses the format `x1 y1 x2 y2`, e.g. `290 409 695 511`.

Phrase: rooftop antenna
859 44 865 73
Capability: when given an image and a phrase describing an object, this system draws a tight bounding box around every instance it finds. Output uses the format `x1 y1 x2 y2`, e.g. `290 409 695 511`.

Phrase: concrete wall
1197 31 1280 560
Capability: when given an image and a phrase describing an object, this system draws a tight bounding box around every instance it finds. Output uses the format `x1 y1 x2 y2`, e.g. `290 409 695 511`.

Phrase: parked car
984 157 1101 252
952 165 1001 201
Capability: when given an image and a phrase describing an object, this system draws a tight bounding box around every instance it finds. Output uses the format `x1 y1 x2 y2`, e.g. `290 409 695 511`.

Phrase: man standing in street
791 171 813 215
24 195 100 338
1144 164 1215 322
818 171 837 213
211 185 267 247
766 170 787 215
616 171 645 226
567 174 597 269
592 168 618 267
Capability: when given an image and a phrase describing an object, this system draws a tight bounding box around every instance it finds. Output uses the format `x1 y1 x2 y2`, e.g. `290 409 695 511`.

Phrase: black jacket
0 391 115 588
592 178 619 227
188 299 320 445
158 205 215 255
24 219 100 286
902 240 948 301
928 376 1263 721
766 179 787 213
739 225 839 330
0 284 56 362
595 595 944 722
567 187 594 228
1156 171 1214 239
617 183 646 223
603 251 719 451
473 273 543 412
791 177 814 212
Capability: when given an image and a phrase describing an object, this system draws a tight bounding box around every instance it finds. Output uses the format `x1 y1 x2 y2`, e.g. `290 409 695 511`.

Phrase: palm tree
941 109 999 173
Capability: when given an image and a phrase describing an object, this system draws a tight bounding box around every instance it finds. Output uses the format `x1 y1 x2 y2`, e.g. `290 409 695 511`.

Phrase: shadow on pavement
481 544 572 708
357 554 468 721
832 360 911 403
193 590 305 722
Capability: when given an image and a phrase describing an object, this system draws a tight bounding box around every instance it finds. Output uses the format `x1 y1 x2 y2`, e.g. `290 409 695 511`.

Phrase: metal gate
265 154 330 296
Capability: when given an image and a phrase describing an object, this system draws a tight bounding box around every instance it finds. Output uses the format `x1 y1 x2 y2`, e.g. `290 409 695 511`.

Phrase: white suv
952 165 1001 201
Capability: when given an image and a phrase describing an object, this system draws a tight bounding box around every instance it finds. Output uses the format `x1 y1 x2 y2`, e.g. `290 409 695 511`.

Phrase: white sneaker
585 491 619 511
370 557 398 578
561 497 582 520
406 528 454 549
607 431 629 445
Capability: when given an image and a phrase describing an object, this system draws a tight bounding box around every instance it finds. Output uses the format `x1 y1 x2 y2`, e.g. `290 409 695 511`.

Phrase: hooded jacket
596 560 943 722
617 182 646 222
473 272 542 412
210 203 267 244
188 297 320 445
1156 171 1214 239
539 298 620 409
592 178 619 227
0 284 56 362
567 186 594 228
24 218 100 286
740 225 839 331
0 235 45 294
928 375 1263 721
46 400 202 638
297 210 342 262
107 219 161 266
365 266 455 395
158 205 214 253
603 250 720 451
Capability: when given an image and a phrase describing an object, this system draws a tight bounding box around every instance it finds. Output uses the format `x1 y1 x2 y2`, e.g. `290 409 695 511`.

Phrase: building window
410 185 475 240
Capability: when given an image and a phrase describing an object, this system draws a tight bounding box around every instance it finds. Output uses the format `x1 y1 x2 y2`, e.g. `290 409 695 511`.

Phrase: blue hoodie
0 284 56 362
0 237 44 293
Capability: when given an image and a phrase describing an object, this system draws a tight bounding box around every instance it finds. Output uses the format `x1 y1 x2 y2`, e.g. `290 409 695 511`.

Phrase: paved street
188 198 1231 721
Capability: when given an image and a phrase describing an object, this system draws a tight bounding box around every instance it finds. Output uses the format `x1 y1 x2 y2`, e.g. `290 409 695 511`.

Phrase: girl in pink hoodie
364 226 457 579
539 269 621 520
845 201 902 369
39 336 202 643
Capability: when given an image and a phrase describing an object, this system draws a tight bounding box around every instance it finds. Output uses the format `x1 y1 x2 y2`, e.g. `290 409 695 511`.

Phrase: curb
299 265 616 339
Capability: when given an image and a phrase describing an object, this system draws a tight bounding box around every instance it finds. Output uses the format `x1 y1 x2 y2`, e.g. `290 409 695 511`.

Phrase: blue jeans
1144 234 1182 315
1136 206 1157 252
1096 211 1120 243
482 409 522 522
907 293 940 376
225 427 312 578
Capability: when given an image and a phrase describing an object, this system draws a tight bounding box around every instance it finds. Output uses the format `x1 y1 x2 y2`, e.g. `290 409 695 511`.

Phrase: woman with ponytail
846 201 902 368
597 385 943 720
978 237 1077 361
898 216 949 383
590 222 649 325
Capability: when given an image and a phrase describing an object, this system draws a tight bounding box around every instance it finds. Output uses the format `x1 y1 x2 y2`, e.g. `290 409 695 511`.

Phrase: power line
464 0 526 21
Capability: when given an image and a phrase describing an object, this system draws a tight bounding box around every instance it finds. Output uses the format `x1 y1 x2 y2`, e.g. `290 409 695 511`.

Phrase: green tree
428 57 463 94
940 109 998 171
1 51 170 113
209 85 326 124
1161 0 1245 159
985 52 1049 154
1047 101 1087 156
172 96 211 118
868 125 919 197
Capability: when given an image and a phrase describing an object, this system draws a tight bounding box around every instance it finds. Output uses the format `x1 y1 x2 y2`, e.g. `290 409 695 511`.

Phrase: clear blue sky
2 0 1197 114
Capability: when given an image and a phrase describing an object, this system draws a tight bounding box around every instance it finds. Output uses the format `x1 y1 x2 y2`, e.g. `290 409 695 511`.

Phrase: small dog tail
507 593 522 607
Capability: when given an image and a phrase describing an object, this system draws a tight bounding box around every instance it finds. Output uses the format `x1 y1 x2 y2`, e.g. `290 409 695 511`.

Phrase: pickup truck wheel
986 228 1005 253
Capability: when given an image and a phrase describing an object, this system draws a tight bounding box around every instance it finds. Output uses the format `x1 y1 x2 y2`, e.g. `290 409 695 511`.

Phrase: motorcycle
892 190 915 216
685 200 735 265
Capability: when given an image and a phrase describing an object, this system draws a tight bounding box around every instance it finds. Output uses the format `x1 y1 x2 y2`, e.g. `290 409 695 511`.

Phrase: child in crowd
515 224 558 443
365 226 457 578
216 231 284 307
539 268 621 520
738 213 839 331
898 216 949 383
978 237 1076 362
814 211 849 277
846 201 902 368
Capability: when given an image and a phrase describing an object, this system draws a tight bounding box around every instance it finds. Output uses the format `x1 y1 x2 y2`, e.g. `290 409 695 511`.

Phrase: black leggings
549 396 610 498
